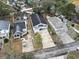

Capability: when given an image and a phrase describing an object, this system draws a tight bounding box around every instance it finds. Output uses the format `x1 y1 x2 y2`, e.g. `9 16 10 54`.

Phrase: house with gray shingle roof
13 20 27 39
31 14 48 33
0 20 10 39
0 20 10 49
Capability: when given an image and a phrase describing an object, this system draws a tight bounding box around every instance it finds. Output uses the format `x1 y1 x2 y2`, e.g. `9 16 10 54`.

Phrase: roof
48 17 65 29
0 20 10 30
31 14 47 26
47 16 74 44
13 21 26 34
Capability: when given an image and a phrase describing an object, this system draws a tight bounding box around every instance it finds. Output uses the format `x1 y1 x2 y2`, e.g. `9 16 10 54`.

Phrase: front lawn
34 33 43 49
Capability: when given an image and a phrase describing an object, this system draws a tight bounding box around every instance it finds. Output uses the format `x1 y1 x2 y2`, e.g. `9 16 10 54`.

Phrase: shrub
4 38 9 43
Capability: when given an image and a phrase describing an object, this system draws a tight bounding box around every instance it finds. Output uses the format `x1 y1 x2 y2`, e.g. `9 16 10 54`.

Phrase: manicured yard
34 33 43 49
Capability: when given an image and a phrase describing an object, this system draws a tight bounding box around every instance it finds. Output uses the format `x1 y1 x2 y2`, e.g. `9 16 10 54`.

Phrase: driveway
22 33 34 53
39 29 56 49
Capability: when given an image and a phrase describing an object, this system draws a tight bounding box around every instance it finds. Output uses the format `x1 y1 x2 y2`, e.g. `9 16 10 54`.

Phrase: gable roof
31 14 47 26
13 20 26 35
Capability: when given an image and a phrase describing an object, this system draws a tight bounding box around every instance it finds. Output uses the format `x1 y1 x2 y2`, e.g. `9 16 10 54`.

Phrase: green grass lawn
34 33 43 49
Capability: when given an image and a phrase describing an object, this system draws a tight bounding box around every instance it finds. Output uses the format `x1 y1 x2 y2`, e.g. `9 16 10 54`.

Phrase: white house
0 20 10 49
47 16 74 44
13 20 27 39
31 14 48 33
0 21 10 39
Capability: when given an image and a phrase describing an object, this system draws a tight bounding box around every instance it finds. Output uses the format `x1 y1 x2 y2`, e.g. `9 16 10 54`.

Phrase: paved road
32 41 79 59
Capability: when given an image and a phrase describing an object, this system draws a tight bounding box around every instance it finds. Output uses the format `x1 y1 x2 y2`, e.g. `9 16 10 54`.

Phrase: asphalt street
32 41 79 59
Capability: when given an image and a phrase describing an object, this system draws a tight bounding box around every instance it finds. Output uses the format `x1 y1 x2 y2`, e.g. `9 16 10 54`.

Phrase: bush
4 38 9 43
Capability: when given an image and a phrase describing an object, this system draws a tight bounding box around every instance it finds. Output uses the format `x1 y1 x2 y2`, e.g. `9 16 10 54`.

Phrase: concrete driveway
22 34 34 53
39 29 56 49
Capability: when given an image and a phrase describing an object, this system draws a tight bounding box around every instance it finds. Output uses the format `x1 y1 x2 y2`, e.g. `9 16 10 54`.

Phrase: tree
0 1 14 16
55 0 76 20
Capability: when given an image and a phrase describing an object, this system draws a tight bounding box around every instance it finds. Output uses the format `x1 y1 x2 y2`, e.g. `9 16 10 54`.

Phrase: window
17 35 20 37
38 25 43 27
39 28 43 31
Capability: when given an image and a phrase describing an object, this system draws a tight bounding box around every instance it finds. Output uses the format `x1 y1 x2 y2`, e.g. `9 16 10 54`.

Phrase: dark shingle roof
31 14 40 26
13 21 26 34
39 15 47 24
31 14 47 26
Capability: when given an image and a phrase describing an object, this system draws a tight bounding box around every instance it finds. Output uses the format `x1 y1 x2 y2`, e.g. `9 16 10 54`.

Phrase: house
47 16 74 44
13 20 27 39
0 20 10 49
31 14 48 33
0 20 10 39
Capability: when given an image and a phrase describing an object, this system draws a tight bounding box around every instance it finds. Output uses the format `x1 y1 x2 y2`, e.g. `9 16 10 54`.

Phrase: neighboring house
31 14 48 33
47 16 74 44
0 20 10 49
0 20 10 39
13 20 27 39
